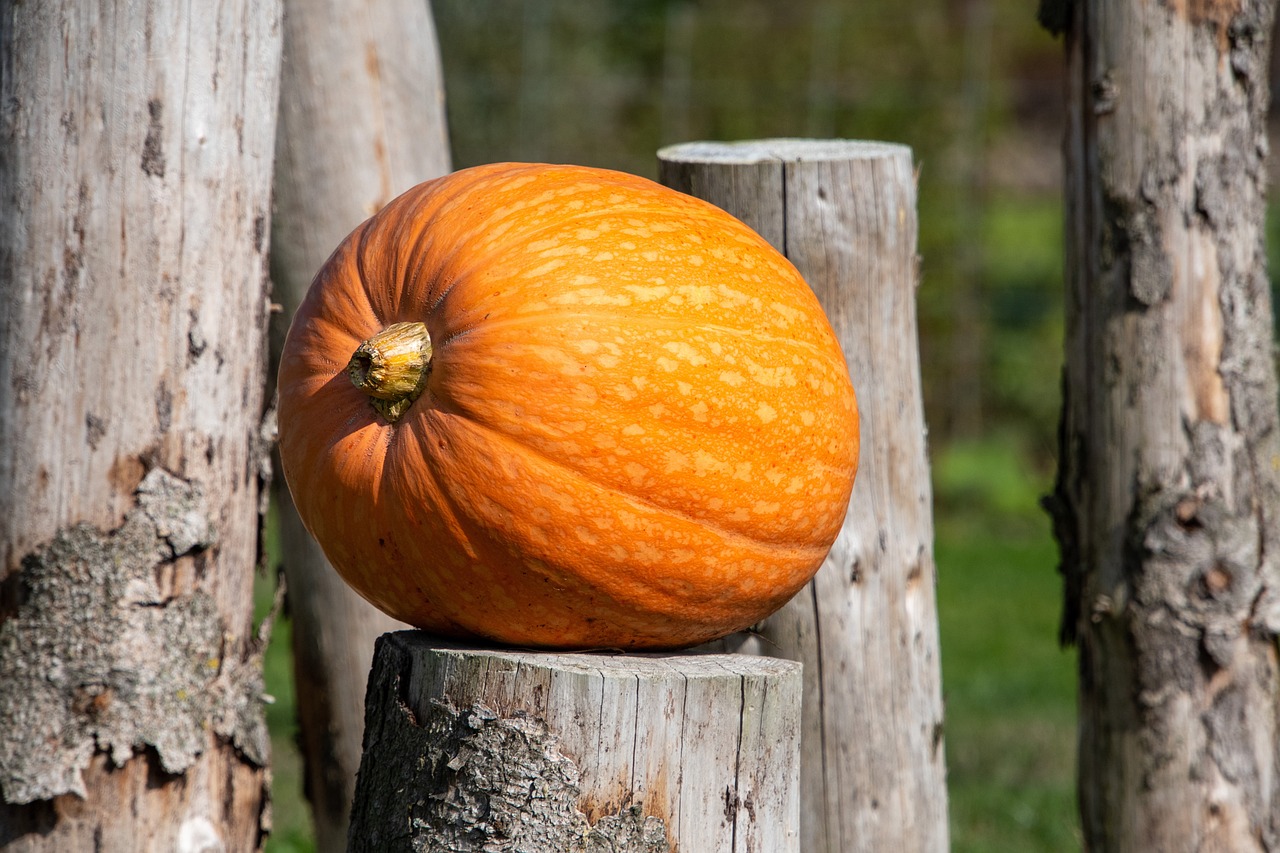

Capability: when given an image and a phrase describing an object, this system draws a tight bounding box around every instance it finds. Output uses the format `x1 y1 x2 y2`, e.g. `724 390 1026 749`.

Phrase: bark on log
270 0 451 846
0 2 281 849
348 634 801 853
659 139 949 853
1047 1 1280 849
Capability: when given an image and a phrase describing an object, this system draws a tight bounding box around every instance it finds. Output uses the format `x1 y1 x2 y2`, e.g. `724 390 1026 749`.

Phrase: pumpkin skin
277 162 858 650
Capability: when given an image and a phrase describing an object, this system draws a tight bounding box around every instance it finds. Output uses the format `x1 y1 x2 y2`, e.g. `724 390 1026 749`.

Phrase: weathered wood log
0 1 281 849
348 634 801 852
659 139 950 853
1044 0 1280 848
270 0 451 845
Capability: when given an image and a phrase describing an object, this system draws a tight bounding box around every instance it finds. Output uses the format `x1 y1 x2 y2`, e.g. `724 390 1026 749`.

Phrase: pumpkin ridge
351 220 398 329
397 407 828 642
385 411 688 642
428 307 843 369
405 178 662 316
360 166 498 323
430 399 837 556
387 412 482 567
414 202 673 323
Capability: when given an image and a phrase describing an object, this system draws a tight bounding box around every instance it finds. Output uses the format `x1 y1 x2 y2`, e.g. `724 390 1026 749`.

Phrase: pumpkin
277 162 858 650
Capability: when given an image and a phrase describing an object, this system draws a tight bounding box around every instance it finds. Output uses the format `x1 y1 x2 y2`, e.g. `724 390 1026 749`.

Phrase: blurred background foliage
264 1 1081 850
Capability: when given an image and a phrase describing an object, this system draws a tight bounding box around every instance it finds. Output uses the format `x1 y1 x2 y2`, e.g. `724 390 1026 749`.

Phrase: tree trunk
659 139 949 853
348 634 801 853
270 0 451 846
0 2 281 850
1044 0 1280 849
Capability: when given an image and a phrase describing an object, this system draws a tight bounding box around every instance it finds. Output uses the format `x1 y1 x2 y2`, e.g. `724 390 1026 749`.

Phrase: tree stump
659 139 950 853
348 633 801 853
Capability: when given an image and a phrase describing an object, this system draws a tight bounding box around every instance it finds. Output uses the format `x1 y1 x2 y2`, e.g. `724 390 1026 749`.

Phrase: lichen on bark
349 636 669 853
0 467 269 805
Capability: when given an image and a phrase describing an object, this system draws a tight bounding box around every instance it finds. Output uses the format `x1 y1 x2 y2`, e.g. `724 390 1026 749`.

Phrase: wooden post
270 0 450 845
0 1 280 848
347 634 801 852
658 140 950 853
1043 0 1280 848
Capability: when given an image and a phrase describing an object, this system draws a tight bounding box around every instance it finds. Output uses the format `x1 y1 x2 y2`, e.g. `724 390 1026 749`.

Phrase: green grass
937 520 1079 851
934 439 1080 852
258 439 1079 852
255 538 315 853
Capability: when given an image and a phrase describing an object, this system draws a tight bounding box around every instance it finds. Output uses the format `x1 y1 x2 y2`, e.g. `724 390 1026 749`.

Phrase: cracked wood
349 634 801 852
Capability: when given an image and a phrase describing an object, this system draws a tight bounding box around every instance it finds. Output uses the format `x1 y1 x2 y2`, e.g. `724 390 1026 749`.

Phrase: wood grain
348 634 801 852
0 1 281 848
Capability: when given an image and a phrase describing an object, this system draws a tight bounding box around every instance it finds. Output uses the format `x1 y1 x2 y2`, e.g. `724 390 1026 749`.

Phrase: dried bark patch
0 468 268 804
349 639 669 853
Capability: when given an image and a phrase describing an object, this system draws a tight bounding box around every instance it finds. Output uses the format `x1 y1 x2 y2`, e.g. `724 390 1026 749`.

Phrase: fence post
659 139 950 853
347 634 801 852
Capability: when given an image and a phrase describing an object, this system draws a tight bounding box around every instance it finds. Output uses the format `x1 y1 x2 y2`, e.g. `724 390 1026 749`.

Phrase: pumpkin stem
347 321 432 422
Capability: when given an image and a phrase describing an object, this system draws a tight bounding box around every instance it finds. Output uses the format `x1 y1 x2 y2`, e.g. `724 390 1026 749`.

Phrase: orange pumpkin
277 162 858 649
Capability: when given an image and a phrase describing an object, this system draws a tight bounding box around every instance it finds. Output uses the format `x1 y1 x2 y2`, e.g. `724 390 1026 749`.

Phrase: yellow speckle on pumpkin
664 450 689 473
525 258 566 277
694 450 731 478
663 341 706 366
677 285 715 306
625 283 671 301
756 403 777 424
771 301 803 323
